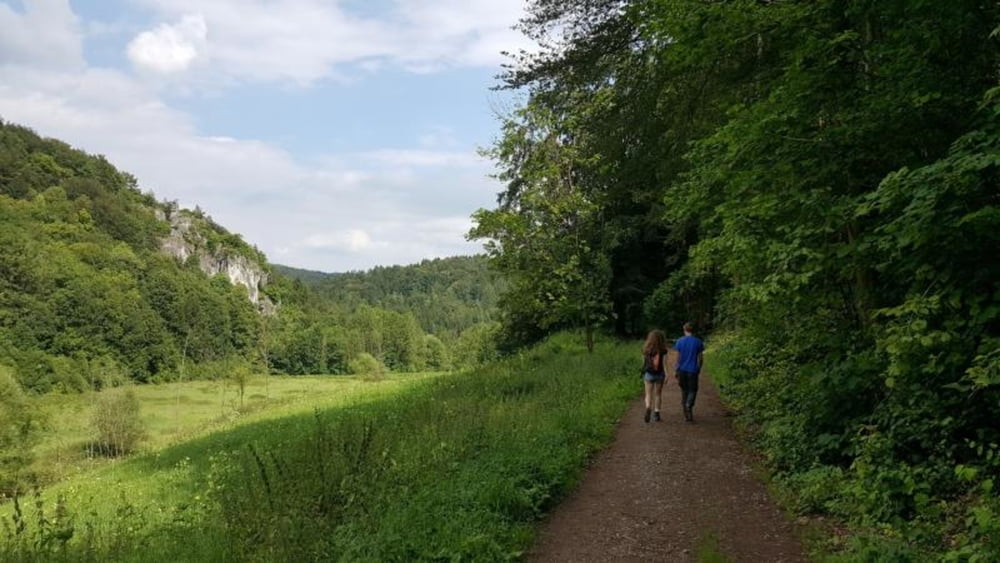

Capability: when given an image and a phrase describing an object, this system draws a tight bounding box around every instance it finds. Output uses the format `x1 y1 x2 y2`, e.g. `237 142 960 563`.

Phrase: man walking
674 322 705 422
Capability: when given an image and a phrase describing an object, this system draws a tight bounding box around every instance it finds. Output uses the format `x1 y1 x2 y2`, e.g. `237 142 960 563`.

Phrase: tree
0 366 44 495
471 101 612 351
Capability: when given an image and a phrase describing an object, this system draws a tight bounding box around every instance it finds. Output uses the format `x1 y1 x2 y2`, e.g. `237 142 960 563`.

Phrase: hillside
0 120 269 392
271 263 330 285
0 122 504 390
277 255 503 338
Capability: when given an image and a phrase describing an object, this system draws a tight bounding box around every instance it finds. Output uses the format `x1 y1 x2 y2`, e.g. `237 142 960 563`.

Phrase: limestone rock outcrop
157 203 270 308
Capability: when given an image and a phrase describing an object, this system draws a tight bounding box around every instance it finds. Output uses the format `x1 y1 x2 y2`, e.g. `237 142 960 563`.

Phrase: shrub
49 355 89 393
347 353 385 376
90 387 145 456
0 366 44 495
85 355 127 390
229 360 254 409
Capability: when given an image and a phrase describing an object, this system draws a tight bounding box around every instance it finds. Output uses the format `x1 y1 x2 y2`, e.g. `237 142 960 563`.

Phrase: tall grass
24 373 436 488
2 333 637 561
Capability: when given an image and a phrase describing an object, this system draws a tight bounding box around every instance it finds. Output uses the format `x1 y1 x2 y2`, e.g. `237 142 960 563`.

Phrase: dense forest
278 256 502 338
471 0 999 558
0 120 265 391
269 255 504 375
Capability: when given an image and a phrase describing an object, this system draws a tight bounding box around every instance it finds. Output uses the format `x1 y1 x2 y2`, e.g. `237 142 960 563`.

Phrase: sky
0 0 536 272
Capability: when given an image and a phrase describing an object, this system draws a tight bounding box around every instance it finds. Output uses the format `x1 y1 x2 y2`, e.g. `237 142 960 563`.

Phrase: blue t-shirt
674 335 704 373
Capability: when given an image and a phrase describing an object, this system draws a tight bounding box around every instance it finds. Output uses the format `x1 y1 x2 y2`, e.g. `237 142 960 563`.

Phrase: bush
85 355 128 390
0 366 44 495
452 322 500 370
347 353 385 376
90 387 145 456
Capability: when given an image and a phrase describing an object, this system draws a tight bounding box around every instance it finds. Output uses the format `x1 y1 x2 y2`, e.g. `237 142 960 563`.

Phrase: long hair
642 330 668 356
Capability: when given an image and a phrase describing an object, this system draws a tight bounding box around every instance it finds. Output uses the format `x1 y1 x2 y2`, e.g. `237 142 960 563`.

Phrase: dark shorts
643 372 665 383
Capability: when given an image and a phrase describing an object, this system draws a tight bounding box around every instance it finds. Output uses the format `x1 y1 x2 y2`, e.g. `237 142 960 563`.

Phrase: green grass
2 333 639 562
695 531 733 563
25 373 439 487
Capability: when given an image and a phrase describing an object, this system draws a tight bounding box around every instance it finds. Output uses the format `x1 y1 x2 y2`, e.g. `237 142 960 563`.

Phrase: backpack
641 351 663 376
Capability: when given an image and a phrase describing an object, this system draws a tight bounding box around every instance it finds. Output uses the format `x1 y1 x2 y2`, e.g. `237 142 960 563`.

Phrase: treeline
278 255 502 337
269 256 503 374
474 1 999 559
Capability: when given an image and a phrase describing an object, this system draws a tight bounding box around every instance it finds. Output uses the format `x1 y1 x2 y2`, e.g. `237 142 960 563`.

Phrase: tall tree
471 101 611 351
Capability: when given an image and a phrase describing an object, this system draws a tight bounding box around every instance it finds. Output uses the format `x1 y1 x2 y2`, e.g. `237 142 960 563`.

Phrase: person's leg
686 372 700 414
677 371 698 422
643 379 653 422
653 381 664 420
677 372 690 409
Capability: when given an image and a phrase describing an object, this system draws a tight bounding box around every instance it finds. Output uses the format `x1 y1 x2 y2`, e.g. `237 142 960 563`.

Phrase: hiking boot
653 411 662 422
644 408 651 423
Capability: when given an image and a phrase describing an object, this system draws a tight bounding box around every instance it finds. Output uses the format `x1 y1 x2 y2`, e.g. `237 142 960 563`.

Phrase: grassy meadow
26 373 439 487
2 333 637 562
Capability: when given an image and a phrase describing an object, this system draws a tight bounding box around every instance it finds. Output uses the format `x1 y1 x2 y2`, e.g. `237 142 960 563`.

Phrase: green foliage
488 0 1000 559
423 334 451 371
470 100 613 351
346 353 384 376
90 388 145 457
0 122 267 388
280 256 503 339
229 361 254 410
0 367 45 496
267 257 503 375
452 322 501 370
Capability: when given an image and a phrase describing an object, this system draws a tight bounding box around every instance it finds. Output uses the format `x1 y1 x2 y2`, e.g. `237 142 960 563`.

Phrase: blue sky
0 0 532 272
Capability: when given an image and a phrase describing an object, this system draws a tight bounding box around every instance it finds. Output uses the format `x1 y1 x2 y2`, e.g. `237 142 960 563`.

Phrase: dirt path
527 360 806 562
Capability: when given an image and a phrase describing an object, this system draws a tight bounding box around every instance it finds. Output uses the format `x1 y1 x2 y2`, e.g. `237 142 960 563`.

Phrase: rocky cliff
157 203 270 308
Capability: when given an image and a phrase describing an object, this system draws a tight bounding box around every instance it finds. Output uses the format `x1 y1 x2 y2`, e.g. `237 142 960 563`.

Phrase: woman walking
641 330 669 423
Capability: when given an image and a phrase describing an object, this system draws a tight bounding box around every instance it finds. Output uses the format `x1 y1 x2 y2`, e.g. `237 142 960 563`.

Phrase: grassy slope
3 333 637 562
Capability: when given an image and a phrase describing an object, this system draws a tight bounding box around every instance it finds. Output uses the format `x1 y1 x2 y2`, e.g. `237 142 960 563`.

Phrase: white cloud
390 0 532 69
302 230 380 252
0 0 83 69
419 126 460 149
0 59 499 271
127 14 207 73
0 1 527 271
356 149 483 168
126 0 536 85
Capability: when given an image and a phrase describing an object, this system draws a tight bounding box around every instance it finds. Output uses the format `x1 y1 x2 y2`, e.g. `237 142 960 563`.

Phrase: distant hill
272 264 335 285
0 120 269 391
276 256 504 337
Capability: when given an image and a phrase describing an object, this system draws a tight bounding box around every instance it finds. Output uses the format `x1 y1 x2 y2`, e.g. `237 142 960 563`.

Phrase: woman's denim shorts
643 372 666 383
